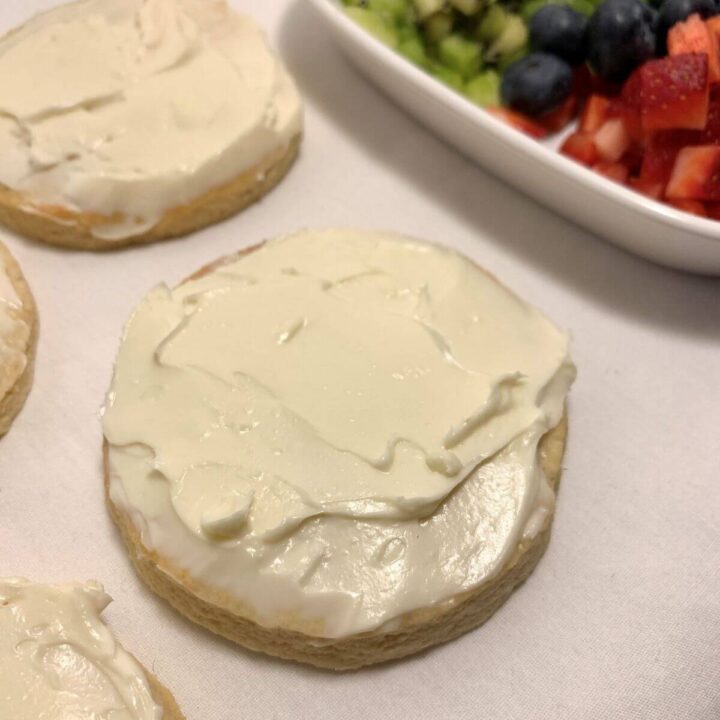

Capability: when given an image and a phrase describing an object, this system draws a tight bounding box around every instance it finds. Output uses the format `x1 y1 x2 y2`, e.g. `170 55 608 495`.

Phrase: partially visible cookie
0 0 303 250
0 578 185 720
0 240 37 436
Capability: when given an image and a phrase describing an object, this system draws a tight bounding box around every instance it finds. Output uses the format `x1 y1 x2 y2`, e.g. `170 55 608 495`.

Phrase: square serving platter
305 0 720 275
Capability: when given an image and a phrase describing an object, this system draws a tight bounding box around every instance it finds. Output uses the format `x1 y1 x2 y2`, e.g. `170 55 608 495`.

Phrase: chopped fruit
629 177 665 198
538 92 578 130
529 5 588 66
561 130 599 164
587 0 656 83
656 0 718 55
465 71 502 106
501 52 574 115
667 14 720 82
608 68 643 141
580 94 611 132
667 199 708 215
704 201 720 218
486 106 549 137
638 53 709 131
593 117 632 161
438 34 483 78
593 161 630 182
640 129 700 183
666 145 720 200
700 86 720 142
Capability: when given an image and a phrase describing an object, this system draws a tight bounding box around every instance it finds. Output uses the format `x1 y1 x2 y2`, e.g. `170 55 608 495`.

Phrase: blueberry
500 52 574 116
587 0 656 84
530 5 589 66
656 0 718 53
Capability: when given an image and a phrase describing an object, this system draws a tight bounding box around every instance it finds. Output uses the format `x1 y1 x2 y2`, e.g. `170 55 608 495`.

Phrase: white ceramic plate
304 0 720 274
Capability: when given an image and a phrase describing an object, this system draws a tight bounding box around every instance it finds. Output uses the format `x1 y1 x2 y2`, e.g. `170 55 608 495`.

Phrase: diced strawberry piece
486 107 548 138
611 69 643 143
704 201 720 218
622 146 644 175
594 118 632 162
573 65 620 101
593 161 630 184
668 14 720 83
629 177 665 199
640 129 701 183
561 131 599 165
580 94 611 133
667 199 708 215
666 145 720 200
538 94 578 132
705 17 720 84
700 86 720 142
639 53 709 131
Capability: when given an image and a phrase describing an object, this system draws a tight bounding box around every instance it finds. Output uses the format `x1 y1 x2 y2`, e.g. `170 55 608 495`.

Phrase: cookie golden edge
0 242 38 437
145 668 186 720
103 244 569 671
0 135 301 251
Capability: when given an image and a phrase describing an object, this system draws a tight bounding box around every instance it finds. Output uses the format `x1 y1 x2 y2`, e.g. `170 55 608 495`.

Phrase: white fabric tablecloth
2 2 719 718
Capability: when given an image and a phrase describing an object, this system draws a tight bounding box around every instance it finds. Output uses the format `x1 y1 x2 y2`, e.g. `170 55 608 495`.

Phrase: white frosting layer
0 0 302 240
104 230 576 638
0 246 29 401
0 578 162 720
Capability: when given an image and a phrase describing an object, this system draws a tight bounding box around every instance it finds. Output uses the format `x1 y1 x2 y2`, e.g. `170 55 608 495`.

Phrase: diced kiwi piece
423 10 455 41
345 7 398 47
486 13 527 59
567 0 595 14
399 37 430 66
496 43 529 72
477 5 508 43
340 0 364 5
430 62 466 90
449 0 484 14
413 0 445 19
368 0 411 23
397 22 422 42
464 70 501 105
438 34 483 78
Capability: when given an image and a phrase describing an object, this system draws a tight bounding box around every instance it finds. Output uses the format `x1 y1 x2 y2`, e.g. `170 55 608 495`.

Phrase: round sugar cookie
0 241 37 436
0 0 302 250
103 229 576 670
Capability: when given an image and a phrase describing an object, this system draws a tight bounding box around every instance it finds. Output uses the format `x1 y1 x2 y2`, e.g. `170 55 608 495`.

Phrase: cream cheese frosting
103 229 576 638
0 246 30 402
0 578 162 720
0 0 302 240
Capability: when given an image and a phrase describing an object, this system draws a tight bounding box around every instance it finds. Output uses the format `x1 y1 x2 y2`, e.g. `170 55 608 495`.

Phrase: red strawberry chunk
580 95 611 133
640 129 700 183
629 177 665 199
700 86 720 142
561 131 599 165
486 107 548 138
611 69 643 142
667 14 720 83
594 118 632 162
704 201 720 218
666 145 720 200
639 53 709 131
593 161 630 183
668 199 707 215
538 94 578 133
705 17 720 83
